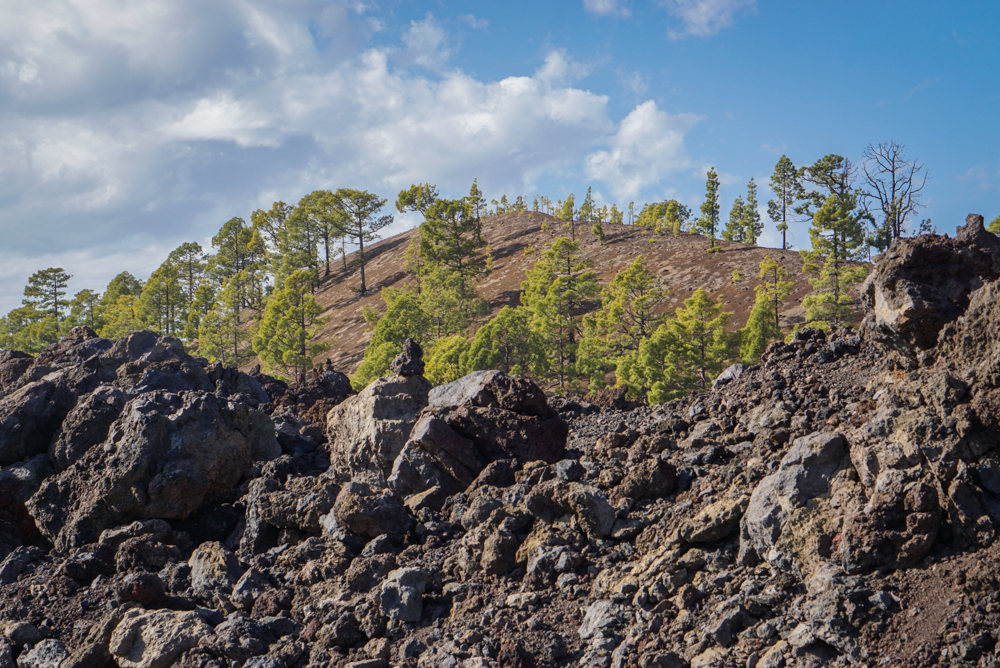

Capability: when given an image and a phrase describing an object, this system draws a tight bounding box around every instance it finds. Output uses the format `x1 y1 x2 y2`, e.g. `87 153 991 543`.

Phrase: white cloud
459 14 489 30
400 14 452 70
584 101 700 199
583 0 632 18
0 1 705 315
662 0 755 38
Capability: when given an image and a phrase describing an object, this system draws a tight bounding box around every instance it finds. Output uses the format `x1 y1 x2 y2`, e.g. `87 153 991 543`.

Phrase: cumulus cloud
584 101 700 199
0 1 701 313
662 0 755 38
399 14 452 70
583 0 632 18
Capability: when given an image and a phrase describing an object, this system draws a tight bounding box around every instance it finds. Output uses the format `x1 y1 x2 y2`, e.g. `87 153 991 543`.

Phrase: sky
2 0 999 314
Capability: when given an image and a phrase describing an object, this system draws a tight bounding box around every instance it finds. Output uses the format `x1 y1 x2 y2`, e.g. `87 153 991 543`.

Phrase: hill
308 211 834 374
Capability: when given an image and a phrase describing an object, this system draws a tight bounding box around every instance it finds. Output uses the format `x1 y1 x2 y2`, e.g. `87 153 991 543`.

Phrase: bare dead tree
861 141 928 243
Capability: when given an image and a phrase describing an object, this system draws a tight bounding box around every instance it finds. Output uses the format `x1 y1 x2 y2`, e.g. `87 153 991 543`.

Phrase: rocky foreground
1 216 1000 668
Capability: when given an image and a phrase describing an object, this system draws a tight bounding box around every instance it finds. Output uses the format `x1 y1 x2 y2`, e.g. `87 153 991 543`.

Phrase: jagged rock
389 371 566 498
116 572 168 607
379 567 429 622
109 609 213 668
525 479 615 539
327 482 414 541
390 338 425 377
3 622 42 647
712 363 744 391
740 432 849 573
28 391 279 551
189 542 243 596
864 214 1000 363
938 277 1000 387
0 352 33 395
273 365 353 424
0 379 76 466
578 600 619 640
16 639 67 668
50 386 127 469
326 374 431 484
616 458 677 501
200 615 276 663
681 494 749 543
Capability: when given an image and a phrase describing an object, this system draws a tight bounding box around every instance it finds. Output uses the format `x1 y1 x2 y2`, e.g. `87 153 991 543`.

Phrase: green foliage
67 289 101 331
137 260 184 336
768 155 804 250
694 168 721 250
253 269 330 379
351 288 431 389
740 256 794 364
168 242 208 314
989 216 1000 235
200 275 256 368
23 268 71 321
636 200 690 235
740 291 779 364
331 188 393 295
592 222 605 243
620 288 732 402
610 204 624 226
521 237 599 388
743 178 762 245
579 187 596 222
296 190 347 279
424 335 471 386
100 295 142 340
466 306 546 377
723 196 746 242
577 256 666 390
396 183 440 217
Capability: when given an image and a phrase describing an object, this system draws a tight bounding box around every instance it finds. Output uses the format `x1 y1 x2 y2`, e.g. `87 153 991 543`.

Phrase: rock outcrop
3 220 1000 668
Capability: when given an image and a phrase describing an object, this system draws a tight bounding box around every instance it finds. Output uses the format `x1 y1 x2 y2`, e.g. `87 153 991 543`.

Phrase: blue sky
1 0 998 313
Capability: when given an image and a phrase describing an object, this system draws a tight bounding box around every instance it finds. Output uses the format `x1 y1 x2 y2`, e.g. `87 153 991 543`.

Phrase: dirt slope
310 211 840 374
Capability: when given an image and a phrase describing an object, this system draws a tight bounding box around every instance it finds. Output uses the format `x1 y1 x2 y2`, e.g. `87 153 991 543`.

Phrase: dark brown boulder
863 214 1000 364
0 379 76 466
0 351 33 395
27 391 280 552
388 371 567 498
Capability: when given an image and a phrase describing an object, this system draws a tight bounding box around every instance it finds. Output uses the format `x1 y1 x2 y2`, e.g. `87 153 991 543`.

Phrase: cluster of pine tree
0 188 395 382
2 145 940 396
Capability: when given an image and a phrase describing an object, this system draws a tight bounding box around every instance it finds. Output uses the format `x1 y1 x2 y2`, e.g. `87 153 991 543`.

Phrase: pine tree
579 187 596 223
468 179 488 233
23 268 71 321
723 196 746 242
396 183 440 218
694 169 721 251
167 242 208 317
739 256 793 362
199 276 256 368
623 288 732 402
521 237 599 388
67 289 101 331
559 194 577 240
253 269 330 379
466 306 546 377
742 178 763 245
352 288 431 388
331 189 393 295
424 335 471 386
988 216 1000 235
251 201 295 275
184 282 217 342
577 256 666 389
767 155 804 250
297 190 347 279
610 204 624 226
137 261 184 335
800 193 868 328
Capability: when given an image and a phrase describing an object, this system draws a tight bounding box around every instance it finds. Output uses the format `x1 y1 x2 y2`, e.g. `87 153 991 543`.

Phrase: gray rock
189 542 244 596
326 374 431 484
28 391 279 552
578 600 619 640
713 363 744 391
740 432 847 572
526 479 615 539
3 623 42 648
389 338 424 377
555 459 585 482
328 482 413 541
15 640 67 668
0 643 10 668
379 567 429 622
109 609 213 668
243 658 285 668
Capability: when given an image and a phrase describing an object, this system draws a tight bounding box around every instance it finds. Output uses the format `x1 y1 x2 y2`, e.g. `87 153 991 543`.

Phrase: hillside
309 211 836 374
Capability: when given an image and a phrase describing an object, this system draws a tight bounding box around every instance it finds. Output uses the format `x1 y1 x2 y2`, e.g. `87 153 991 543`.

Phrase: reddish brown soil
303 212 855 375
